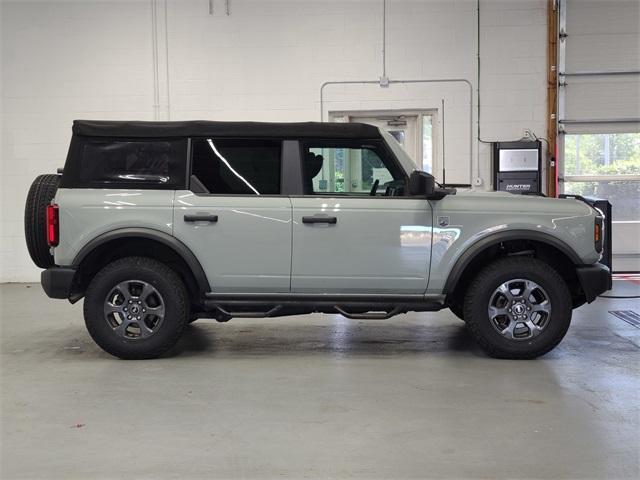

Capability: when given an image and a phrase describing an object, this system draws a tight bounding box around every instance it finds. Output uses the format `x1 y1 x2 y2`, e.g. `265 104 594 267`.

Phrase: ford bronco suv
25 120 611 359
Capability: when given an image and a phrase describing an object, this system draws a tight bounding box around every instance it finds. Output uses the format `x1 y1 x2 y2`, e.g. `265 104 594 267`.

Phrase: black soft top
72 120 381 139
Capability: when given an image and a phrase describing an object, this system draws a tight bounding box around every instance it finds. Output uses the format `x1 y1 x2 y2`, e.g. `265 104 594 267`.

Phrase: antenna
441 98 446 186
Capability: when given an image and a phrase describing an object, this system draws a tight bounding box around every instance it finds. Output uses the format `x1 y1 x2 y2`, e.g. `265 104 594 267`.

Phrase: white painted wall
1 0 548 282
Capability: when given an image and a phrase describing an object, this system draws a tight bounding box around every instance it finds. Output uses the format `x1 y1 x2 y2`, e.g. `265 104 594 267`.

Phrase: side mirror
409 170 435 197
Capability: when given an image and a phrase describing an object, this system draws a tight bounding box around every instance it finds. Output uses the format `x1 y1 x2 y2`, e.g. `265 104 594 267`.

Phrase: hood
446 189 595 216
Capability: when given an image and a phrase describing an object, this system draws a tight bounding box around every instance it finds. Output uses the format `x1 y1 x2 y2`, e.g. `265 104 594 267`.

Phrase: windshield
379 128 419 175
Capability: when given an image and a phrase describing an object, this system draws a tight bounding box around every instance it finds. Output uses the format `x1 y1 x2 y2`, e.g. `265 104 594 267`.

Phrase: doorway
329 110 438 177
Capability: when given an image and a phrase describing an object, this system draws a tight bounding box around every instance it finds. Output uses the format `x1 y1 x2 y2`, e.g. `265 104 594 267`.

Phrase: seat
304 152 324 194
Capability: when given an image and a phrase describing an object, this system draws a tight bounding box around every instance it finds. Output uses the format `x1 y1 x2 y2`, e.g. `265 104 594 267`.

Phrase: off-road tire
24 174 60 268
464 257 572 359
84 257 188 359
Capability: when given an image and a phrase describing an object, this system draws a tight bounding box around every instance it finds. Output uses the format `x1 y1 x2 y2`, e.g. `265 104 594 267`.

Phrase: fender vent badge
437 216 450 227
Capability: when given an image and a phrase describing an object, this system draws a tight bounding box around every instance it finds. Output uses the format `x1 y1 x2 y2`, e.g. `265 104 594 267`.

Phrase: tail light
594 216 603 254
46 204 59 247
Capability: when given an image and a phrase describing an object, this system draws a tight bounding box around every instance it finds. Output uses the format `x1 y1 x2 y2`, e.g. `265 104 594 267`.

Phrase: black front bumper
41 267 76 299
576 263 612 303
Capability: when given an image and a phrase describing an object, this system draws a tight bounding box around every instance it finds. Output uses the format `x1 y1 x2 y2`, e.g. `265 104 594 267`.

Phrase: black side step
333 305 404 320
202 297 443 321
211 304 283 319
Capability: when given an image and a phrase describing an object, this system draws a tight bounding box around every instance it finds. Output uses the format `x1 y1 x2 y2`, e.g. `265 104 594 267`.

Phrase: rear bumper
41 267 76 299
576 263 612 303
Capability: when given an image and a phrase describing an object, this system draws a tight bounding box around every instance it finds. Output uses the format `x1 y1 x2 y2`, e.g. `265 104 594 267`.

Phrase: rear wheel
464 257 572 359
24 174 60 268
84 257 188 359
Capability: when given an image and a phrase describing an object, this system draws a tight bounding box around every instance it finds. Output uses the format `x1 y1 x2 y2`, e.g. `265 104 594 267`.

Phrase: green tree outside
563 133 640 221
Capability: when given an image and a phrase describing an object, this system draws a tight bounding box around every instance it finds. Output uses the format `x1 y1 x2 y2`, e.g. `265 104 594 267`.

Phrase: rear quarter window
62 137 187 189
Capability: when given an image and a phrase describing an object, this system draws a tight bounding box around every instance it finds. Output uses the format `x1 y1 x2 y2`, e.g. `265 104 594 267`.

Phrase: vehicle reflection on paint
400 225 460 251
400 225 431 248
431 226 462 266
231 209 291 224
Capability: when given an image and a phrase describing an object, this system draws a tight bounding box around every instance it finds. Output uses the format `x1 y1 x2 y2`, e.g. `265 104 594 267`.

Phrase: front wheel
464 257 572 359
84 257 188 359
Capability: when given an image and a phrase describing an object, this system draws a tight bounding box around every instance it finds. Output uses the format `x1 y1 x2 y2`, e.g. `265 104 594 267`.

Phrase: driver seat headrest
306 152 324 178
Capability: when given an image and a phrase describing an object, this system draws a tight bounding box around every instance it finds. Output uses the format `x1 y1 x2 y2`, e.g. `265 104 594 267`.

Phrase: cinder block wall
1 0 548 282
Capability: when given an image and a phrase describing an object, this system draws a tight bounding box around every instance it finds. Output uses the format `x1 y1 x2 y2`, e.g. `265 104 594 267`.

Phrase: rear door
173 138 292 293
290 139 433 294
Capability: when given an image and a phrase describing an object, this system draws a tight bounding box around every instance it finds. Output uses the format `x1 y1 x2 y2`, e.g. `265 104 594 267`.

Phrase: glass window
563 133 640 222
564 180 640 221
77 138 187 188
191 138 281 195
422 115 433 174
564 133 640 176
303 142 404 195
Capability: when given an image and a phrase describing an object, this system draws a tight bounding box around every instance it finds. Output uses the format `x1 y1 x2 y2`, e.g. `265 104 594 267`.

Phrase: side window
302 142 404 195
191 138 281 195
76 138 187 188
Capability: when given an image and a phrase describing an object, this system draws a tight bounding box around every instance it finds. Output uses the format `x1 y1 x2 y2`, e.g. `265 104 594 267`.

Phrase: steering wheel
370 179 380 196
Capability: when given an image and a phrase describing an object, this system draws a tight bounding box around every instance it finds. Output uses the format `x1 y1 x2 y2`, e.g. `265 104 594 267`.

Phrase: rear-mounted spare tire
24 174 60 268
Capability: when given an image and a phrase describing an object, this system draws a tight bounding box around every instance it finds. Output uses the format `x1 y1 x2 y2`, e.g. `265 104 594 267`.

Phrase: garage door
558 0 640 272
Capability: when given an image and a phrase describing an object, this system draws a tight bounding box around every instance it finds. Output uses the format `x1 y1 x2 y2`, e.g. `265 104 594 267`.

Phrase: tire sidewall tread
84 256 188 359
463 257 572 359
24 174 60 268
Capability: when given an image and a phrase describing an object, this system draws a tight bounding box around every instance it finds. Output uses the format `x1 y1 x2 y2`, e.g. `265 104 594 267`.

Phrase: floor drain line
609 310 640 329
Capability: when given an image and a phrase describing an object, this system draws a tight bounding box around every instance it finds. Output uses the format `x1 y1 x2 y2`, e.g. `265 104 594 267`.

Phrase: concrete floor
1 280 639 479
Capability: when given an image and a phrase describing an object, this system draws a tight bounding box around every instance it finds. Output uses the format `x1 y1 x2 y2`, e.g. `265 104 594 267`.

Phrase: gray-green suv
25 120 611 359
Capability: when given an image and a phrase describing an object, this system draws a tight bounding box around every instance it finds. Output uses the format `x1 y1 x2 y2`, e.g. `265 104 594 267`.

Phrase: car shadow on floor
163 320 480 359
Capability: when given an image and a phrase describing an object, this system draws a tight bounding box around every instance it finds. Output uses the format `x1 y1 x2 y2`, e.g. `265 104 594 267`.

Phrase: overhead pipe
150 0 160 120
476 0 495 184
150 0 171 120
381 0 387 81
441 98 446 185
164 0 171 119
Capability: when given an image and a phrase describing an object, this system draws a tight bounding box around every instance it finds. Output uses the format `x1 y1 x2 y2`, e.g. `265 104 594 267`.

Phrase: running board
202 295 443 321
333 305 403 320
211 304 284 319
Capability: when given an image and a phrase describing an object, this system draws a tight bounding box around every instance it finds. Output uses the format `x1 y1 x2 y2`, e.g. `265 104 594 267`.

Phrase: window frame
187 136 288 197
297 137 408 197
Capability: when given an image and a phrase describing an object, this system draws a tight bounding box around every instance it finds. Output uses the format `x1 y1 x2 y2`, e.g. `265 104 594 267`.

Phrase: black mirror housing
409 170 435 197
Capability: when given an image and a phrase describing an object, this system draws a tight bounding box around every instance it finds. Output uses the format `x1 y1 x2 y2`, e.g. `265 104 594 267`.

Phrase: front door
173 138 292 293
291 139 432 294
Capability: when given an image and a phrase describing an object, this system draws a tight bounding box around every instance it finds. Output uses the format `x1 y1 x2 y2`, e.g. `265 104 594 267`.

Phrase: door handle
184 214 218 223
302 215 337 225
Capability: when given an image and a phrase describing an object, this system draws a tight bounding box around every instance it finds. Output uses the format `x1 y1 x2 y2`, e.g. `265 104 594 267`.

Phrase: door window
191 138 281 195
302 142 404 195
